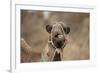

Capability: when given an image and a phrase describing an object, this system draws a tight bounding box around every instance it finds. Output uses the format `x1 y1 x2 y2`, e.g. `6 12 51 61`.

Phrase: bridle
48 22 67 61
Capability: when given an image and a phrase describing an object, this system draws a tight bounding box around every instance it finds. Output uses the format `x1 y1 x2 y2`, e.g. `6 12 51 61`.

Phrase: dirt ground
21 10 89 62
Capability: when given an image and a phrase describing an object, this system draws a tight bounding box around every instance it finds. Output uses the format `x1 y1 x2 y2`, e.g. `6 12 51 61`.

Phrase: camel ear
46 24 52 33
64 27 70 34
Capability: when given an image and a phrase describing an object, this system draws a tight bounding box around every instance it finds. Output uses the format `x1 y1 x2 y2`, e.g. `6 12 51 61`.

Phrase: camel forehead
51 23 63 33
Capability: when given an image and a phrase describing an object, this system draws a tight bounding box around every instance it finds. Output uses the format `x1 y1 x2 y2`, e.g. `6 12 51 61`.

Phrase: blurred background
21 10 89 62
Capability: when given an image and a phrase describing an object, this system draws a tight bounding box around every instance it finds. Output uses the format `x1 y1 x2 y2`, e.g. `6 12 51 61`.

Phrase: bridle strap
51 48 63 61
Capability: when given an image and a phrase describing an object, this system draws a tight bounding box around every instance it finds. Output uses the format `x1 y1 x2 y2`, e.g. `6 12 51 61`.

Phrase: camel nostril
55 33 59 38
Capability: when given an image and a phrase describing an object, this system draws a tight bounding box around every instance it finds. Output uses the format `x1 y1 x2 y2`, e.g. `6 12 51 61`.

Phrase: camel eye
64 27 70 34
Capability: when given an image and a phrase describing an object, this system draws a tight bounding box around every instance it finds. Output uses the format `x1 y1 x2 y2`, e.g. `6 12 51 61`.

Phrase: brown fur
21 38 41 63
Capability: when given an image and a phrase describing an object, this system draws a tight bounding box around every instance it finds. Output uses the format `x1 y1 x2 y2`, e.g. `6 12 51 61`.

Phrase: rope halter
48 22 67 61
